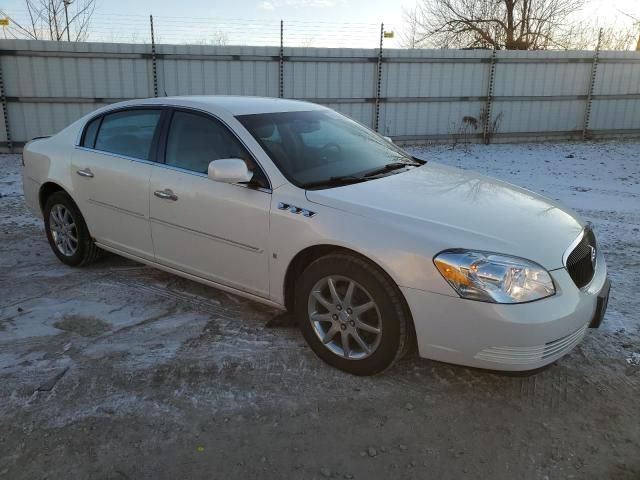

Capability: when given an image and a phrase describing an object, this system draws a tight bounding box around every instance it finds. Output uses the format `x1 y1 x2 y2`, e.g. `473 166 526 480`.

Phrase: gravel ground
1 141 639 480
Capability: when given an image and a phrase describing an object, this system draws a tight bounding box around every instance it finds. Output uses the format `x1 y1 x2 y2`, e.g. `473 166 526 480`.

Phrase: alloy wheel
307 275 382 360
49 204 78 257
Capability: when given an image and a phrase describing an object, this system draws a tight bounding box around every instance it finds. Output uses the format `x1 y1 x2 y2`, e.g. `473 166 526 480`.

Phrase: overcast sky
1 0 638 47
2 0 638 23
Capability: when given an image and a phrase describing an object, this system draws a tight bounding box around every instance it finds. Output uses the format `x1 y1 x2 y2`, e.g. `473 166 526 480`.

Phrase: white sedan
22 96 610 375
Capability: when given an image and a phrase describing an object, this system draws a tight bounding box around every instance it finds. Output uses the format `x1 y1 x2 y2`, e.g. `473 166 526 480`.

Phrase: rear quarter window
81 116 101 148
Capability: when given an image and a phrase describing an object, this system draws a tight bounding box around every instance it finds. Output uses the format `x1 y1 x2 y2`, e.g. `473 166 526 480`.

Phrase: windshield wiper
301 175 369 189
362 161 420 178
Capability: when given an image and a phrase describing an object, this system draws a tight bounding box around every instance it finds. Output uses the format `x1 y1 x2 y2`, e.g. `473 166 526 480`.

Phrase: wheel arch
38 181 68 214
283 245 415 336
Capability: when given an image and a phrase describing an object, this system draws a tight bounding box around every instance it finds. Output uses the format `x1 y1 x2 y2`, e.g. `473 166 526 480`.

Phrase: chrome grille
565 226 597 289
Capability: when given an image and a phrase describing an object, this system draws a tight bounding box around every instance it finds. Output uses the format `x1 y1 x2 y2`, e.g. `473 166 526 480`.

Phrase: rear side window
165 111 253 174
81 116 101 148
94 110 162 160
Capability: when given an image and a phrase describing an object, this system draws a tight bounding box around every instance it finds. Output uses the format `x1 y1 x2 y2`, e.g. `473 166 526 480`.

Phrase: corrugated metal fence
1 39 639 151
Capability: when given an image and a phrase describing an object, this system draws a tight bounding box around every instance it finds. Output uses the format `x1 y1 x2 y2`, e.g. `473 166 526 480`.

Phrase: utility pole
63 0 72 41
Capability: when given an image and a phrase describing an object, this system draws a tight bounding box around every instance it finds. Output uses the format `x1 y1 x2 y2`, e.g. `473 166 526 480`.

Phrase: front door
149 110 271 297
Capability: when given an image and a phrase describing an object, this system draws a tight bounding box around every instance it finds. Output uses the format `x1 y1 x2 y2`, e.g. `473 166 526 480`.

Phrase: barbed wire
0 9 400 48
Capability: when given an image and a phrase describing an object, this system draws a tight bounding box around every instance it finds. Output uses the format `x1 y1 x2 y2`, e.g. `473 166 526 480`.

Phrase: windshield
236 110 421 189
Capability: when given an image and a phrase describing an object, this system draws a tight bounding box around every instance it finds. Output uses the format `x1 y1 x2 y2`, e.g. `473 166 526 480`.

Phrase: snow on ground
1 142 639 480
407 141 639 214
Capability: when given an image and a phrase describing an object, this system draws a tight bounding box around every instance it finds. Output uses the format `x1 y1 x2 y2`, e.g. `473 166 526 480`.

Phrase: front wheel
295 253 410 376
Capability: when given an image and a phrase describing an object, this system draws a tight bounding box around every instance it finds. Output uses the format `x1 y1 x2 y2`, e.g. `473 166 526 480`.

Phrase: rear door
71 108 163 260
149 109 272 297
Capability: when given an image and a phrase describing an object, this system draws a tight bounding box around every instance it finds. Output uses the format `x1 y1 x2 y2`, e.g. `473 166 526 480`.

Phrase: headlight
434 250 555 304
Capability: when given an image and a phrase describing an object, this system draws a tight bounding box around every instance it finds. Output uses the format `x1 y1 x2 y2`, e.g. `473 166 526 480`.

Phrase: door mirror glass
208 159 254 184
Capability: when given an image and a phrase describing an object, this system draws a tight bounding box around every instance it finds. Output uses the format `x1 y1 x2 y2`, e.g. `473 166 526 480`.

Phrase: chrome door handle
153 189 178 201
76 168 94 178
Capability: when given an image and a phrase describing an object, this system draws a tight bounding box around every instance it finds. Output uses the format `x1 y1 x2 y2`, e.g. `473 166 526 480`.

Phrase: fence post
279 20 284 98
582 29 602 141
150 15 158 98
482 48 497 145
373 22 384 132
0 52 11 153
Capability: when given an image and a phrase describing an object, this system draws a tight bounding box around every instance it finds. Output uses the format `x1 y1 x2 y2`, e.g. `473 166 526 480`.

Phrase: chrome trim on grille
562 226 587 267
563 222 597 289
474 324 588 365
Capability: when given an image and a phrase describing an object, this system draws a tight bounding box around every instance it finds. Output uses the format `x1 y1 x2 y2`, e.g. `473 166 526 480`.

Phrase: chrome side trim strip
150 217 262 253
93 241 285 310
87 198 146 218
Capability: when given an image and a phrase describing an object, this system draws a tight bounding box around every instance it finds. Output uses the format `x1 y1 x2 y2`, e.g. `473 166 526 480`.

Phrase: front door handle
76 168 94 178
154 189 178 201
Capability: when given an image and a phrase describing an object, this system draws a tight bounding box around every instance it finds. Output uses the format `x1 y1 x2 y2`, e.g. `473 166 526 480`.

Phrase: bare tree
567 23 638 51
199 32 230 46
621 12 640 51
405 0 586 50
400 6 422 48
564 11 640 51
0 0 95 42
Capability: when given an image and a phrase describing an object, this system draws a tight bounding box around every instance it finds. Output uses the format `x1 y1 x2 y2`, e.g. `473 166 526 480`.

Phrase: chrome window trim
74 145 157 165
74 105 166 148
74 103 174 146
154 161 273 194
74 102 273 192
73 145 272 194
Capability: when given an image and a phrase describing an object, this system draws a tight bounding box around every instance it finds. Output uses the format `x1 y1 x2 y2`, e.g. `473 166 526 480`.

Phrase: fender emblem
277 202 316 217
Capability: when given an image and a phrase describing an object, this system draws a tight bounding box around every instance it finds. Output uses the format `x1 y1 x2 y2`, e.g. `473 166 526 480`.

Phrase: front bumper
402 251 609 371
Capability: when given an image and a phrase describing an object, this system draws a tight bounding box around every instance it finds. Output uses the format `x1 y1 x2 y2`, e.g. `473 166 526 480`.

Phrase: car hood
305 162 584 270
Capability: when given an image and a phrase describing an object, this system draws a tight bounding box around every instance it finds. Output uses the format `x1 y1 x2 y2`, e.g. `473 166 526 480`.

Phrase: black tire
295 253 410 376
43 191 102 267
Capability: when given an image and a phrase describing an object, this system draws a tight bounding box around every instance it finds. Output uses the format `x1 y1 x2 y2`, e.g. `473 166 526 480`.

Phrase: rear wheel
295 253 409 375
43 192 101 266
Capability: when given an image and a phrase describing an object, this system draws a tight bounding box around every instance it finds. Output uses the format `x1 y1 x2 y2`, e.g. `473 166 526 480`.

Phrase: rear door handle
76 168 94 178
154 189 178 201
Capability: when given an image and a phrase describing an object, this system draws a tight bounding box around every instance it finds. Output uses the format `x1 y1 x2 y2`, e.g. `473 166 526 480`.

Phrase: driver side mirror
383 136 393 143
208 158 253 184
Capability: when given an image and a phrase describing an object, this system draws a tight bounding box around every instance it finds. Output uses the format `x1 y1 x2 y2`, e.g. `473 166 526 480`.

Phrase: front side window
164 111 264 184
237 110 420 189
93 109 161 160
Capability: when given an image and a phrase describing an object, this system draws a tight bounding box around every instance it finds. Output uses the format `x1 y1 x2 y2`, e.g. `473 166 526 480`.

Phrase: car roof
119 95 327 116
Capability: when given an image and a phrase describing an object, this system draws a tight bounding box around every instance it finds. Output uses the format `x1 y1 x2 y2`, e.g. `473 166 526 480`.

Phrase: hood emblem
589 245 596 266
